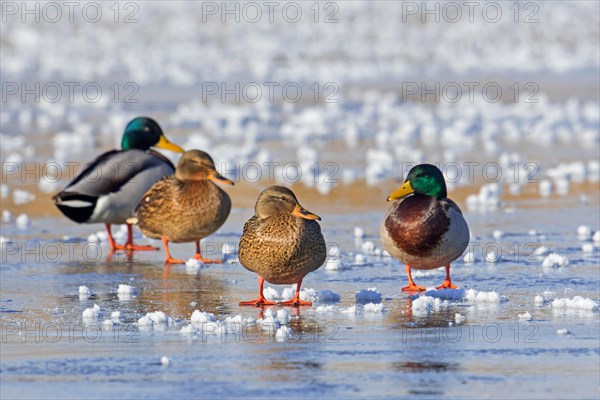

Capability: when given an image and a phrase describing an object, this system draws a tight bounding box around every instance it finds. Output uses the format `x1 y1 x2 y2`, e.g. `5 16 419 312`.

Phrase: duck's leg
193 240 222 264
402 264 426 292
279 279 312 307
114 224 159 252
106 224 118 251
239 276 276 306
436 263 458 289
162 236 185 264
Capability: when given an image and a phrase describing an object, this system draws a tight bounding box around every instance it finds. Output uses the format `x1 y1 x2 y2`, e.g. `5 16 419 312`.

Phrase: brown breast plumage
384 194 450 257
135 178 231 243
238 214 326 284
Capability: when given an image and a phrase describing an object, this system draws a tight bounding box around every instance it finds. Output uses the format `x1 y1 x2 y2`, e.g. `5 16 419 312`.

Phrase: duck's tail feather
52 191 98 223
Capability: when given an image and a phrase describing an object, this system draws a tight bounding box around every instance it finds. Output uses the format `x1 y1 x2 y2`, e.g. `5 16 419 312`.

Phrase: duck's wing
57 150 173 197
133 176 182 236
53 150 175 223
440 198 464 215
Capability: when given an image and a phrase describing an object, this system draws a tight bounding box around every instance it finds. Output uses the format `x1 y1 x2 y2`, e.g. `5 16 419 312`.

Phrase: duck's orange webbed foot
436 280 458 290
278 279 311 307
239 298 277 307
116 243 159 252
110 224 159 252
239 276 276 306
164 256 185 265
436 264 458 290
193 254 222 264
402 283 426 292
278 298 312 307
162 236 184 264
193 241 222 263
402 264 425 292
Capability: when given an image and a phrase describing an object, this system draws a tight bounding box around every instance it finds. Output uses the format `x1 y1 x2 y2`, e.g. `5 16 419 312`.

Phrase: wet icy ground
1 195 598 400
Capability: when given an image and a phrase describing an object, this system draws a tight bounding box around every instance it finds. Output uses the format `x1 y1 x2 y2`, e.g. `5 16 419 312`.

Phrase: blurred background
2 1 599 214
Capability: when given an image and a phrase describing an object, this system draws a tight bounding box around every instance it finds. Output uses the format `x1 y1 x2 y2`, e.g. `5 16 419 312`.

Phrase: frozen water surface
1 197 599 399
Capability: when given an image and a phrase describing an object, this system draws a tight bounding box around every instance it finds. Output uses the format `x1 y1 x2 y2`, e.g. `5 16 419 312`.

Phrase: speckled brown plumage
133 150 232 251
135 177 231 242
239 214 326 284
238 186 326 285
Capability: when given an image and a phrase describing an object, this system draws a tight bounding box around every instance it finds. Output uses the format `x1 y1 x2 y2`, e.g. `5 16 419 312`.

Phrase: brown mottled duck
130 149 233 264
238 186 326 307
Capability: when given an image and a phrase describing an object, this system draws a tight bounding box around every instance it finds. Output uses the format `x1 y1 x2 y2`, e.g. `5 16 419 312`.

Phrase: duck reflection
387 297 464 329
56 258 233 321
392 361 460 373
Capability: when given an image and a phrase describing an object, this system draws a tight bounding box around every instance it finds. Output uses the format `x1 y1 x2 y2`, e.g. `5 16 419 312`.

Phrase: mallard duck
380 164 469 291
53 117 184 251
238 186 326 307
130 149 233 264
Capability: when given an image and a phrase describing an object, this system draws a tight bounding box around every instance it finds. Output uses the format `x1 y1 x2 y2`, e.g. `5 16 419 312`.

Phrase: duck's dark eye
144 127 150 132
279 196 286 201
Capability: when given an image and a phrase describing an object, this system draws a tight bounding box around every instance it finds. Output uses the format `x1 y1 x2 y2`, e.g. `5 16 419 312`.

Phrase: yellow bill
387 181 414 201
156 135 184 153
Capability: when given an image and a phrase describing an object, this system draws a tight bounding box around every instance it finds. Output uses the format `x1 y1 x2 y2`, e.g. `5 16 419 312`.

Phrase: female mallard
130 149 233 264
380 164 469 291
53 117 184 251
238 186 326 307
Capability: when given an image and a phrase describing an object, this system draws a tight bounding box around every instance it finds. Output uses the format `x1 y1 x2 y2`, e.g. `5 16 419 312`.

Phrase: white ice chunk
138 311 170 326
16 213 30 230
12 189 35 205
454 313 466 324
463 251 475 263
83 304 101 320
355 288 382 304
263 287 280 301
117 284 137 300
363 303 387 313
275 326 292 342
316 289 341 304
2 210 12 222
78 285 91 300
542 253 569 268
552 296 599 311
518 311 532 321
577 225 592 239
191 310 216 323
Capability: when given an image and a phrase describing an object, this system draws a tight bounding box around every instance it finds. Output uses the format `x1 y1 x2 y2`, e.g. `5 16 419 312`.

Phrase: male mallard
380 164 469 291
238 186 326 307
130 149 233 264
53 117 184 251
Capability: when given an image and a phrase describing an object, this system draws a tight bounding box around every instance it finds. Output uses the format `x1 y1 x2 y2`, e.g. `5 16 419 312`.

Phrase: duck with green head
380 164 469 291
53 117 184 251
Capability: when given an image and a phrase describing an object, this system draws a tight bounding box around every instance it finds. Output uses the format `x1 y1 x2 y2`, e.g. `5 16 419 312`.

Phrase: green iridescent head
387 164 447 201
121 117 184 153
